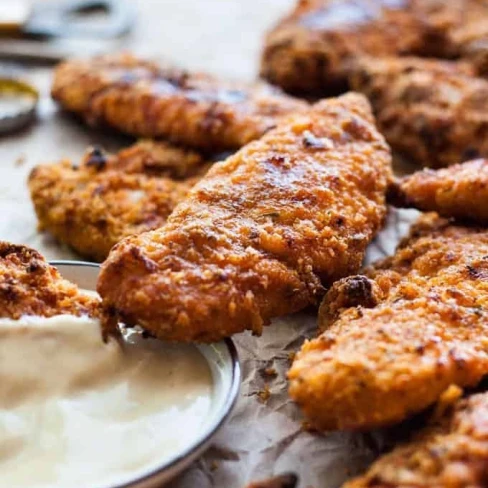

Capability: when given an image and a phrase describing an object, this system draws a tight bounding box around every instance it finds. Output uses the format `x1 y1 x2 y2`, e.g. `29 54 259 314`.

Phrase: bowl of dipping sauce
0 260 240 488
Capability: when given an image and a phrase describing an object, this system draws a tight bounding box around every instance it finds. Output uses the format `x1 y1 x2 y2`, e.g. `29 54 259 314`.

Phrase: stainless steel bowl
50 260 241 488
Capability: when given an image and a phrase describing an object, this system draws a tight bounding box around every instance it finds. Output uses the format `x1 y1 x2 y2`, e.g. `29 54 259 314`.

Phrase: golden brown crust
289 214 488 431
318 275 383 333
101 139 209 180
0 242 99 319
349 56 488 168
97 93 392 343
260 0 428 95
28 141 206 262
344 392 488 487
260 0 488 96
390 158 488 223
51 53 308 152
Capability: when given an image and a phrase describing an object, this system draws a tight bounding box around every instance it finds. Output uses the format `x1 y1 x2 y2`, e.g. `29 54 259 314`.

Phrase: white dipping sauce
0 315 213 488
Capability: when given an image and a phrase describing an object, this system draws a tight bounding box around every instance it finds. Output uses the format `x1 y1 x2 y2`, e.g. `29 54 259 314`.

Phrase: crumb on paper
258 384 271 403
263 367 277 377
15 154 26 166
210 461 218 472
301 420 318 433
245 473 298 488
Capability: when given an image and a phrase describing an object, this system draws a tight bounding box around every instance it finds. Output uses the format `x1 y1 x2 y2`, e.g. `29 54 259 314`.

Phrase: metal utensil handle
27 0 135 39
0 2 31 34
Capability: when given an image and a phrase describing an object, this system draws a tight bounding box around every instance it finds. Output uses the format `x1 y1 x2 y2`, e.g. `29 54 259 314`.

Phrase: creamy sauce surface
0 314 213 488
0 93 35 116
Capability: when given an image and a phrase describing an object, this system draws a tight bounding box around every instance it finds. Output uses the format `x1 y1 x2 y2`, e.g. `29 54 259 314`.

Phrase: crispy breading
389 158 488 223
0 242 99 319
29 141 206 262
289 214 488 431
449 4 488 77
349 56 488 168
344 392 488 487
97 93 392 343
260 0 427 95
99 139 209 179
260 0 488 96
51 53 308 152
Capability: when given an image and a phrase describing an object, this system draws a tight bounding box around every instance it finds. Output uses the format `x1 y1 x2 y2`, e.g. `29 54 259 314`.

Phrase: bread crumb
15 154 26 166
263 367 277 377
258 384 271 403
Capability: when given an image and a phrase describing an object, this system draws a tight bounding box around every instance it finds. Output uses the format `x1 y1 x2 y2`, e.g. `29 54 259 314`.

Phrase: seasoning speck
302 130 334 150
15 154 26 166
257 384 271 403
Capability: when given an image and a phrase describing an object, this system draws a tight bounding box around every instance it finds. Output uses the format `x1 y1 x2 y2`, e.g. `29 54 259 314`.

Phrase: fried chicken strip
0 242 99 319
260 0 488 96
449 4 488 77
344 391 488 487
29 141 207 262
349 56 488 168
289 214 488 431
97 93 392 343
389 158 488 223
260 0 427 95
51 53 307 152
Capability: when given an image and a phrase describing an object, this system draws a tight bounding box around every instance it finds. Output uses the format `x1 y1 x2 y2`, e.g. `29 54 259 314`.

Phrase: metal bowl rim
49 260 241 488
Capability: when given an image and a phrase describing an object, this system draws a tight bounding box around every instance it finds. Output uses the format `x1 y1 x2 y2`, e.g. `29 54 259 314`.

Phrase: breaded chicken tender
0 242 99 319
344 391 488 487
97 93 392 343
289 214 488 431
260 0 488 96
51 53 308 152
29 141 206 262
390 158 488 223
349 56 488 168
261 0 427 95
449 4 488 77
